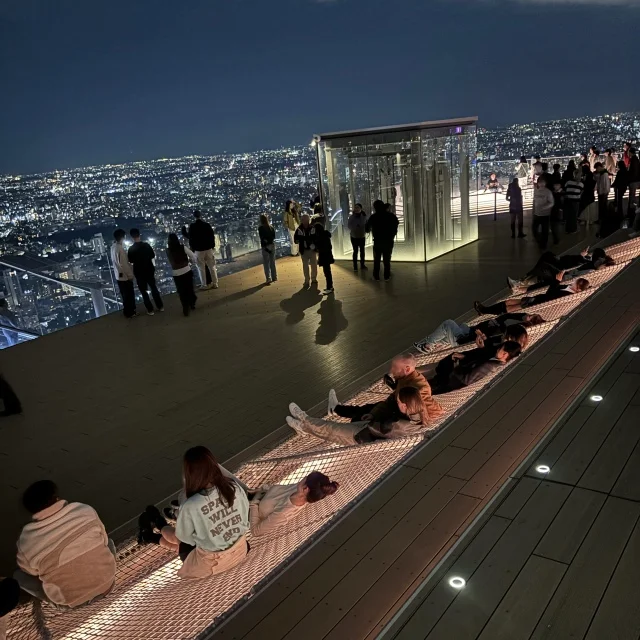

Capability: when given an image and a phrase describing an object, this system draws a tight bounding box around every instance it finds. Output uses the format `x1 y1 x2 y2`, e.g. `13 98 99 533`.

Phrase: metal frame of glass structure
314 117 479 262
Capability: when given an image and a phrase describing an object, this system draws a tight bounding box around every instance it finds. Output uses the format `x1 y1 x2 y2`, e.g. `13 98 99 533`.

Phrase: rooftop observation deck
2 213 639 639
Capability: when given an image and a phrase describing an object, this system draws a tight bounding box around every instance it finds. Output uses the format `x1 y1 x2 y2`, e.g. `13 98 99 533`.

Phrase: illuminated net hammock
6 236 640 640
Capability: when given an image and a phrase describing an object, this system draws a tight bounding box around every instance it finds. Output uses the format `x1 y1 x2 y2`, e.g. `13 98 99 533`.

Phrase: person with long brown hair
174 446 250 579
285 386 431 446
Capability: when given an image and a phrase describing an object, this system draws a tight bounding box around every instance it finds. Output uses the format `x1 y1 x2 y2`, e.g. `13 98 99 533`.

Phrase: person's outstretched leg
474 300 508 315
383 245 392 280
351 237 358 270
373 245 382 280
205 250 218 287
148 274 163 310
358 238 367 268
309 252 318 283
287 413 365 446
301 253 310 286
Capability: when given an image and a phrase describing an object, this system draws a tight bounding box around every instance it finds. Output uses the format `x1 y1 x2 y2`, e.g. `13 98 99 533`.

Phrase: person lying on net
419 325 529 379
286 386 430 446
326 353 443 424
475 277 590 316
249 471 339 537
428 341 522 395
507 248 613 293
413 312 544 354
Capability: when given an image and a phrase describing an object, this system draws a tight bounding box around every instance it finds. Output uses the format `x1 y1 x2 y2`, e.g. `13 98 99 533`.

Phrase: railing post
91 288 108 317
494 191 497 221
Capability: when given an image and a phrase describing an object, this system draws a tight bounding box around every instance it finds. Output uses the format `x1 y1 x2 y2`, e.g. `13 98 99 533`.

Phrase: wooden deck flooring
384 328 640 640
213 257 640 640
0 214 596 574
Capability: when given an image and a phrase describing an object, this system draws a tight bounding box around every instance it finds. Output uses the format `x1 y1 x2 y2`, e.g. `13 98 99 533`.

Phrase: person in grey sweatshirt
532 177 554 249
347 204 368 271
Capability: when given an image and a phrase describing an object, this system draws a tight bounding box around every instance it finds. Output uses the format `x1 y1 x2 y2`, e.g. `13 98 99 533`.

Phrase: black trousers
597 194 608 222
136 272 163 312
510 210 523 236
334 403 377 422
350 237 366 265
117 280 136 318
615 187 627 218
322 264 333 290
564 199 578 233
173 271 197 314
373 242 393 279
532 215 550 249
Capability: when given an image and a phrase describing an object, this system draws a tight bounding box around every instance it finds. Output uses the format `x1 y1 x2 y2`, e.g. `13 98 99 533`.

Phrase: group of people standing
503 146 640 249
281 198 399 290
111 210 219 318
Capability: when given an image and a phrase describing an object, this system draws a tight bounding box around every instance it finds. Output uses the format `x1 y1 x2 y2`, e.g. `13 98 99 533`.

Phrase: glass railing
0 218 296 348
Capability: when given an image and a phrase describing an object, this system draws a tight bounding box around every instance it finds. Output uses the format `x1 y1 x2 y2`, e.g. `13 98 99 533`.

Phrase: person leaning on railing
283 200 300 257
258 214 277 285
248 472 339 538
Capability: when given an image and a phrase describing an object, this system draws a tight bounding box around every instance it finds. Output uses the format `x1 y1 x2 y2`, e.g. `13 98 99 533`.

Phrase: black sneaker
360 264 368 270
353 264 358 271
137 511 160 545
163 507 177 522
145 505 168 530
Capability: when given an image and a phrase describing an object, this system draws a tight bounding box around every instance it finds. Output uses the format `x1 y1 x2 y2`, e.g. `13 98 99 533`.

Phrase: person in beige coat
14 480 116 608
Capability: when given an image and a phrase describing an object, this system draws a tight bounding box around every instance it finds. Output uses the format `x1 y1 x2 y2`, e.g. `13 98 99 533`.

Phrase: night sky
1 0 638 175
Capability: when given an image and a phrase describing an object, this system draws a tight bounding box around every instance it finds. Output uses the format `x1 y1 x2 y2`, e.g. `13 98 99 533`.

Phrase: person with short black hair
258 214 277 285
110 228 136 318
366 200 399 281
348 204 368 270
188 211 218 290
428 341 522 395
128 229 163 315
249 471 339 537
475 277 590 315
14 480 116 608
166 233 197 316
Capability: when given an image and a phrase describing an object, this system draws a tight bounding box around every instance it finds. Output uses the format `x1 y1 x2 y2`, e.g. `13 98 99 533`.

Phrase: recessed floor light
536 465 551 474
630 346 640 353
590 395 603 402
449 576 466 589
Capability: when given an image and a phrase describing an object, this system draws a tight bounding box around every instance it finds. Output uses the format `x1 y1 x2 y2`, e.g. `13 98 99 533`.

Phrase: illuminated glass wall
316 121 478 262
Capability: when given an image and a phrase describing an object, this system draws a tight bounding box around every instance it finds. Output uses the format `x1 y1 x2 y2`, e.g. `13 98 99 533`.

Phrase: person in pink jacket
14 480 116 608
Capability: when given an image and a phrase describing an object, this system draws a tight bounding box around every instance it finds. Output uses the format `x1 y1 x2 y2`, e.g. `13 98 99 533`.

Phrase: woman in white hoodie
174 446 250 579
532 177 555 249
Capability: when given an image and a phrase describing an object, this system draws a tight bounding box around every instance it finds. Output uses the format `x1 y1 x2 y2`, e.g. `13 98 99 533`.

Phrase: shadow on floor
202 283 268 309
280 285 323 324
315 294 349 345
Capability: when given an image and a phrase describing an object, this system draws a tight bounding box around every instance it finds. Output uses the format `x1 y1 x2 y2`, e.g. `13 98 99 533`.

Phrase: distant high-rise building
92 233 106 255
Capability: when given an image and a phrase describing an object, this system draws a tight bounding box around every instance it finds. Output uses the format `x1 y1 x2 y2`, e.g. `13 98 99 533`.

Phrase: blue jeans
421 319 470 348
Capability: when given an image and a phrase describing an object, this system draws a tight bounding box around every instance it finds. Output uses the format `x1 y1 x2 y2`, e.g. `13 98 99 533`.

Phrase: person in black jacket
128 229 164 315
613 160 629 219
506 177 525 238
314 222 335 294
428 341 522 395
258 214 277 284
188 210 218 289
366 200 399 281
475 277 590 315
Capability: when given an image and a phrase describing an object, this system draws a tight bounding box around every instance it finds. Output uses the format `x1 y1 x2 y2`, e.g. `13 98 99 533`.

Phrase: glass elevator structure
314 117 479 262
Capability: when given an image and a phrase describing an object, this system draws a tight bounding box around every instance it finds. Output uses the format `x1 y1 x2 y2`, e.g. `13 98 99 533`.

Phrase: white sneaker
322 287 334 295
413 341 431 354
507 276 519 292
147 310 155 316
211 283 219 289
328 389 339 415
288 402 307 421
286 416 308 437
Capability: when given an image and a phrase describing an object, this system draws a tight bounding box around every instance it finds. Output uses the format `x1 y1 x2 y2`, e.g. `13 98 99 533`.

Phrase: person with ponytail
286 386 430 446
174 446 250 579
249 471 339 537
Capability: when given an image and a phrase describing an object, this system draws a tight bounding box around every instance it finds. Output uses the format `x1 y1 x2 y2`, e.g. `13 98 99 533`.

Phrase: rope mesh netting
6 236 640 640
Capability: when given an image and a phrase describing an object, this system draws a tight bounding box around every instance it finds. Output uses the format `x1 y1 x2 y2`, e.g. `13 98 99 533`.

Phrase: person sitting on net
475 277 590 316
249 472 339 537
14 480 116 609
507 248 614 293
483 173 503 193
174 446 251 579
327 353 443 424
428 341 522 395
286 386 430 446
414 313 544 354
